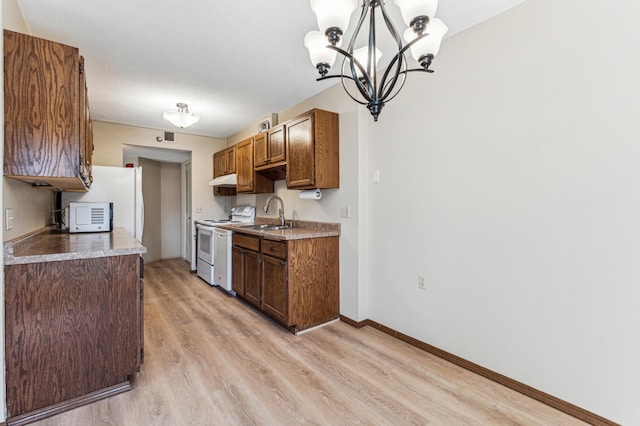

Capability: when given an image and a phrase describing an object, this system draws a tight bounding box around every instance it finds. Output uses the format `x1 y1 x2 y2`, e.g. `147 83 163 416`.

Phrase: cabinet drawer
232 233 260 251
262 240 287 259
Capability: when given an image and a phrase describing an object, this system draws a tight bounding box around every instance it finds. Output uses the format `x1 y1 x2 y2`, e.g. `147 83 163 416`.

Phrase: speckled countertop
214 219 340 241
4 227 147 265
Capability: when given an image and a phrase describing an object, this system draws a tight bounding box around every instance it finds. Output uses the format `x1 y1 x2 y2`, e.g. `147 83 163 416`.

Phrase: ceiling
17 0 524 139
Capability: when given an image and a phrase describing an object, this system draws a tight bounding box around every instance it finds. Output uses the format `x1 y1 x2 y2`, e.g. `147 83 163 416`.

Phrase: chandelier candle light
304 0 447 121
163 102 201 128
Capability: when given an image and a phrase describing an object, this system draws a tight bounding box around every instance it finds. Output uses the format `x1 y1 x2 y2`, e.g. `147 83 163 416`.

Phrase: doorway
123 145 192 263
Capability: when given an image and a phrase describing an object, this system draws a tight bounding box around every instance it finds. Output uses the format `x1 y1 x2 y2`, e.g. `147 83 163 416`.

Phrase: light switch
5 208 14 231
340 205 351 218
372 169 380 184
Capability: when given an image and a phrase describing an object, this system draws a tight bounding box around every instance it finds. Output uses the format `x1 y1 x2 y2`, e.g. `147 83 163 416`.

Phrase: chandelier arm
339 74 368 106
380 63 409 104
399 68 435 75
348 0 370 53
327 45 376 102
378 32 429 100
344 0 376 100
367 0 379 99
316 74 356 82
375 0 404 100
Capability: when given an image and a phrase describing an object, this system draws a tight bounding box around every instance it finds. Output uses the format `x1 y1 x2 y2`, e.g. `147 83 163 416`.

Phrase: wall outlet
340 205 351 218
195 207 203 213
5 208 14 231
417 274 426 290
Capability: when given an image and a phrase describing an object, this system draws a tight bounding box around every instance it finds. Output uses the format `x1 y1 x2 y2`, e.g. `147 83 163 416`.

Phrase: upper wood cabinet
212 145 237 196
253 132 269 168
286 109 339 189
4 30 93 192
254 125 286 168
213 145 236 178
236 137 274 194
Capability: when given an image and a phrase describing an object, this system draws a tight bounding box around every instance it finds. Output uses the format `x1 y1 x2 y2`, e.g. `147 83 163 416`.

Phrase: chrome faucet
263 195 285 226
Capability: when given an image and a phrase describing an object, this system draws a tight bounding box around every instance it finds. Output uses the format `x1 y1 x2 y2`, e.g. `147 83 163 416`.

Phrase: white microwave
67 202 113 233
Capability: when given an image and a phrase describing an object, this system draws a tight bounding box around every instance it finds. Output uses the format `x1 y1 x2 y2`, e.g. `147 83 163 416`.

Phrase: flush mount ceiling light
305 0 448 121
162 102 200 129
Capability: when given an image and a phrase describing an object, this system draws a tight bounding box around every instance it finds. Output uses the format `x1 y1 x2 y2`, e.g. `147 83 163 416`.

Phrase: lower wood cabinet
4 254 143 422
232 233 339 332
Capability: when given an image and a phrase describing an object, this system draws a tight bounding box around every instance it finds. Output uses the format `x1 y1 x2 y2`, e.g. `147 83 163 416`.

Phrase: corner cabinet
236 137 274 194
232 233 339 332
286 109 339 189
3 30 93 192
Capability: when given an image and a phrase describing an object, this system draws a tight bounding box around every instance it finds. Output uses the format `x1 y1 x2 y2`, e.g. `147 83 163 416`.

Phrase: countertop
4 227 147 265
214 219 340 241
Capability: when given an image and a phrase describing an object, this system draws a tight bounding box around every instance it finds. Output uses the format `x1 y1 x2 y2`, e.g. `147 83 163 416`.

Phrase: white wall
363 1 639 424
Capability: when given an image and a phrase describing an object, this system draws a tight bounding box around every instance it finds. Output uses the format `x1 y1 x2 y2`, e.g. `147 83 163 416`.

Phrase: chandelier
163 103 200 129
304 0 447 121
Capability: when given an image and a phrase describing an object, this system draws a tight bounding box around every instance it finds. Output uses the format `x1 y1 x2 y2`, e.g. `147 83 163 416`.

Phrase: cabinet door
286 114 315 188
232 246 245 295
213 151 225 178
4 30 82 182
261 255 289 324
254 132 268 167
268 124 286 163
5 256 140 416
243 250 262 307
225 146 236 174
236 138 254 193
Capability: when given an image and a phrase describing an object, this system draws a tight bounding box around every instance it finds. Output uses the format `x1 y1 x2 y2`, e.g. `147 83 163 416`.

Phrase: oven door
196 224 214 264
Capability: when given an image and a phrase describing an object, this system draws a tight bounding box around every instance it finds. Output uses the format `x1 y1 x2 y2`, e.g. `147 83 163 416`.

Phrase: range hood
208 173 237 187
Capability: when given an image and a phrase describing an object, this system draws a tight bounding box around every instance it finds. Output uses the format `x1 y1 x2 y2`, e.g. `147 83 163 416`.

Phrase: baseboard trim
339 315 616 426
6 381 132 426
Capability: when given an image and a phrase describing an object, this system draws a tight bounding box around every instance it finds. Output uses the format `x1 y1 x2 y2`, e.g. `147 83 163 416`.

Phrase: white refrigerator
61 165 144 241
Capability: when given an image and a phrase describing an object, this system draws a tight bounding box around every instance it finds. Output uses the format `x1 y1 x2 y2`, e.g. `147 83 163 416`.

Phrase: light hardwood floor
32 258 586 425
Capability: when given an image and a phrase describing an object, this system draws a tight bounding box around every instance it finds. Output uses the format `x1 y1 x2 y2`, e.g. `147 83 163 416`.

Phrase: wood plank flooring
32 258 586 425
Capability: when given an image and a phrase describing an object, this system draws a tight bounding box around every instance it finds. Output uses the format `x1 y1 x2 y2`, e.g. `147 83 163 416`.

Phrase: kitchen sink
241 224 272 230
264 225 291 231
239 224 292 231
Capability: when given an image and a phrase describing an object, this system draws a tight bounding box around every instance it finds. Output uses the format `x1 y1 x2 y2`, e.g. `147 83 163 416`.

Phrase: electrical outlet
340 205 351 218
417 275 426 290
195 207 203 213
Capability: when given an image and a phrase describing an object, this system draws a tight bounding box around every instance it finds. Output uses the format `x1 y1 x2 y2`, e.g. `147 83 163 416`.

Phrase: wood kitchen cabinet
212 145 237 196
4 30 93 191
261 240 288 323
236 137 274 194
286 109 339 189
232 232 339 332
254 125 287 181
4 253 143 422
213 145 236 178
